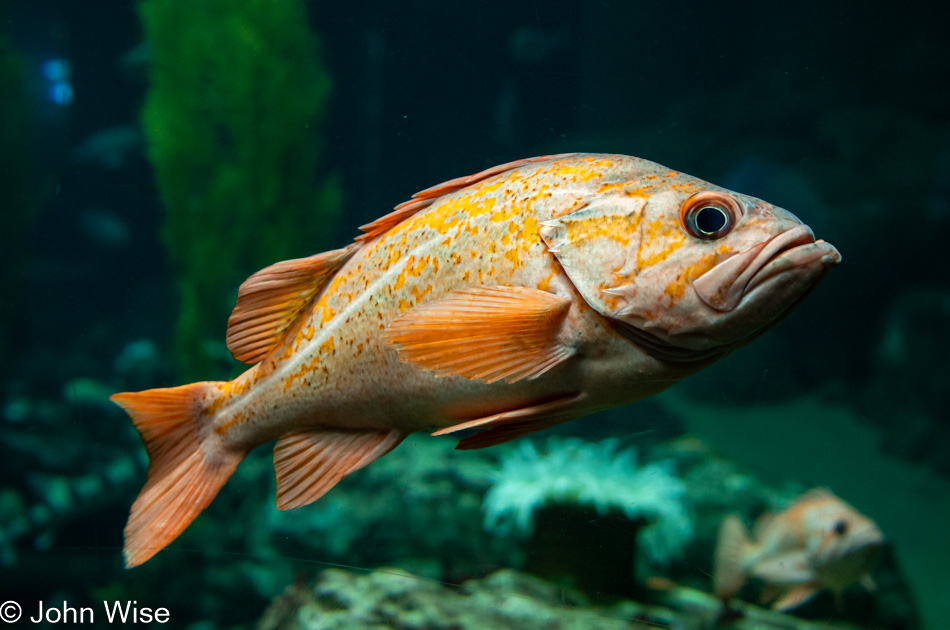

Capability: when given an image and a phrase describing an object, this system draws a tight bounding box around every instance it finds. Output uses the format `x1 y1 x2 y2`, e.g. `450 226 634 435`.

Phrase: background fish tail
110 382 244 568
713 514 752 600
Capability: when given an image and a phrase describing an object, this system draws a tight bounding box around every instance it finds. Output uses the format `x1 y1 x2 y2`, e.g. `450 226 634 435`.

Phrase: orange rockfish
111 153 841 567
713 488 884 611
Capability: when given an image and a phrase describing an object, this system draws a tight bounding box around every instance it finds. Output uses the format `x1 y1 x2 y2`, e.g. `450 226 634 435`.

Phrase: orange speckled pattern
112 152 842 568
202 153 840 451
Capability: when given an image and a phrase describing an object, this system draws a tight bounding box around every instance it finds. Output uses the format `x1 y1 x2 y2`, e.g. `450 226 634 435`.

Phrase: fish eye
680 192 742 240
833 520 848 536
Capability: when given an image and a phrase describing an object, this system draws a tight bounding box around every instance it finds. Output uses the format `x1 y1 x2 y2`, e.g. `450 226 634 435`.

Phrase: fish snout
744 235 841 296
693 225 839 312
814 522 884 587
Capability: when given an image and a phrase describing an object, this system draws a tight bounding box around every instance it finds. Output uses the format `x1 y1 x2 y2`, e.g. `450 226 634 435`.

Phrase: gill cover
538 195 648 319
538 187 754 361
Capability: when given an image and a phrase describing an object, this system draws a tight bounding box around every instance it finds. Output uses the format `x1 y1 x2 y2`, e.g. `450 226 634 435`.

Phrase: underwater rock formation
257 568 638 630
257 566 882 630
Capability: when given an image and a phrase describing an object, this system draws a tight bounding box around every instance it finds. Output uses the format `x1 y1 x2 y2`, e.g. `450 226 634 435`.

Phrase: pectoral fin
750 550 814 585
434 391 588 450
384 286 575 384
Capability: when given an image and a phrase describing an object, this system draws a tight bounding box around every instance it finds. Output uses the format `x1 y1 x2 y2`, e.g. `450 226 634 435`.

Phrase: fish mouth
694 225 841 312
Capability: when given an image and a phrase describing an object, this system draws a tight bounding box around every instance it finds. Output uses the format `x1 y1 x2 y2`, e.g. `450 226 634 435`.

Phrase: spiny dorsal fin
273 428 404 510
226 244 358 364
795 487 837 503
356 153 578 243
383 286 575 385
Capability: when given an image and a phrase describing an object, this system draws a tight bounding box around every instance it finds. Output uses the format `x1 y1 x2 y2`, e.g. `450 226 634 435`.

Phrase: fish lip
745 236 842 295
694 225 839 312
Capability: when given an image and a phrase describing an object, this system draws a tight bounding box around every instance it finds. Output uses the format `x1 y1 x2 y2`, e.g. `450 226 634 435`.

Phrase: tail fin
111 381 244 568
713 515 753 601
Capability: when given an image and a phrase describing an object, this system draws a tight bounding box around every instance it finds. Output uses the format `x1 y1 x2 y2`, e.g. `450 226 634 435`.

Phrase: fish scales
110 153 841 567
216 155 676 442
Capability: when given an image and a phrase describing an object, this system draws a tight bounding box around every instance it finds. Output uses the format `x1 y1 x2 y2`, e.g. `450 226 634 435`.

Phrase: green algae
139 0 341 380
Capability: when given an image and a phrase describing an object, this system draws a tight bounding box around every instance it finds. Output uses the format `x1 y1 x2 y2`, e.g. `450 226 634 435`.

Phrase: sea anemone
483 437 692 567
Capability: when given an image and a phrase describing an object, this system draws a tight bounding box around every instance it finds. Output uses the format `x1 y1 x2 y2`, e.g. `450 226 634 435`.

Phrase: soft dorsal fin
226 244 358 364
356 153 578 243
383 286 576 384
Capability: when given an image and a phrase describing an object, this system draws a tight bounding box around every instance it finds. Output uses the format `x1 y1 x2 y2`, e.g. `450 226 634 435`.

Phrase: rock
256 567 873 630
258 568 640 630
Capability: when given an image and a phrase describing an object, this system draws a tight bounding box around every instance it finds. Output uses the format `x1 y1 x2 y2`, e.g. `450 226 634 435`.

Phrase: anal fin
772 584 819 611
274 428 404 510
384 286 575 384
434 392 587 450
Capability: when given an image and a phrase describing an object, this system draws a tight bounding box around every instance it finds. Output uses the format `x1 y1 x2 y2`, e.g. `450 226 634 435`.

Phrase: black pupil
833 520 848 535
695 206 728 234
